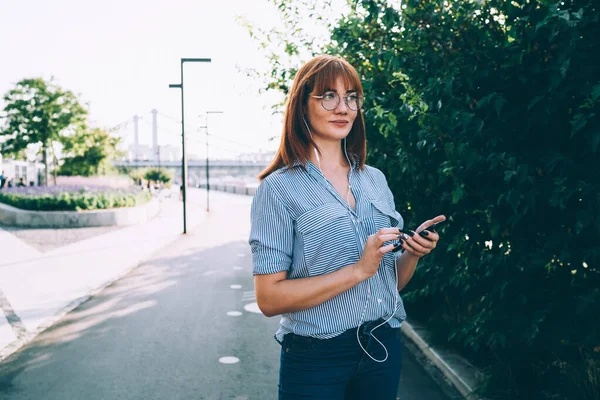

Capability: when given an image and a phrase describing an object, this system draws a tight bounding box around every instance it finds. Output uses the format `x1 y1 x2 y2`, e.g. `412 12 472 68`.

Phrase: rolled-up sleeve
249 179 294 275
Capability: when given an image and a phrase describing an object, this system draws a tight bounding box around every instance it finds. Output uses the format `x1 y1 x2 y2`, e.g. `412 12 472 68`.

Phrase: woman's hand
396 215 446 258
353 228 400 282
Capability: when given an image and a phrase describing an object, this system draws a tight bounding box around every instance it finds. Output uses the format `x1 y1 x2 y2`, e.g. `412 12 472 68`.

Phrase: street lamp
169 57 211 234
205 110 223 212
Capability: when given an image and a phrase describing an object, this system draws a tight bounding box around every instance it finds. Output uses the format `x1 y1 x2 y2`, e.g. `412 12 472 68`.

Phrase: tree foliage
0 78 87 184
143 168 172 184
58 127 123 177
245 1 600 398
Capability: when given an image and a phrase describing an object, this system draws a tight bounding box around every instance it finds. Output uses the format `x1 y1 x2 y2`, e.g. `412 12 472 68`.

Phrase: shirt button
377 298 382 304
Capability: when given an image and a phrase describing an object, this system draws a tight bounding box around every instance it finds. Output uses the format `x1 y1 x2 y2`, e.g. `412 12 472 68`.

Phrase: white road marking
226 311 243 317
243 302 262 314
219 356 240 364
230 284 242 289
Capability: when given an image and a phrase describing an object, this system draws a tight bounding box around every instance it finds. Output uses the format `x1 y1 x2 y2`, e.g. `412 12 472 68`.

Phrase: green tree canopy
0 78 87 184
143 168 171 184
58 127 123 177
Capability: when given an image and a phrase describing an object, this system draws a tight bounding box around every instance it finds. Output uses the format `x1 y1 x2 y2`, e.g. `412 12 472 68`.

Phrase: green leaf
388 112 397 127
560 58 571 78
570 114 587 138
452 186 465 204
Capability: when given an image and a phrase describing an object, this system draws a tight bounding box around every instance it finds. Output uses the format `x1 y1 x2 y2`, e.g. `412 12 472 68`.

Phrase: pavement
0 188 480 399
0 189 207 361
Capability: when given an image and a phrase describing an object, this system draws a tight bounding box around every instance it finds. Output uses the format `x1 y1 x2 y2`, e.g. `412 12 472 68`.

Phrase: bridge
112 160 269 185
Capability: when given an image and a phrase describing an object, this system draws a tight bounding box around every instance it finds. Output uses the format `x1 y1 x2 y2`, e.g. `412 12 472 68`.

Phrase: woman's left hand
397 215 446 258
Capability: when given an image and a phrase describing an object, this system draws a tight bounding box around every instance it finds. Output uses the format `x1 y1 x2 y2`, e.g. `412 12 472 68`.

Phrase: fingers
377 233 401 246
372 223 442 258
418 229 440 242
378 227 403 235
400 231 436 256
426 216 446 229
399 240 427 257
377 243 396 256
417 215 446 233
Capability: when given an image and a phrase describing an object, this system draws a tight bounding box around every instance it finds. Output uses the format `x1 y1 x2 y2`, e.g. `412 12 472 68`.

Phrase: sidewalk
0 190 207 361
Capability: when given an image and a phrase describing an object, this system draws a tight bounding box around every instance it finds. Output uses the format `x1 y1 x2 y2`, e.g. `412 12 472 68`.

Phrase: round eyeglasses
311 91 364 111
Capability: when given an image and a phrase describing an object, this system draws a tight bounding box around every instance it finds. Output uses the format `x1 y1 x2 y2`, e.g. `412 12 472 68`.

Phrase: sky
0 0 295 160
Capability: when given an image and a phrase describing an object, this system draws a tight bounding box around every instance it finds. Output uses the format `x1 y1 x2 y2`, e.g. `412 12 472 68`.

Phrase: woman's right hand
353 228 401 282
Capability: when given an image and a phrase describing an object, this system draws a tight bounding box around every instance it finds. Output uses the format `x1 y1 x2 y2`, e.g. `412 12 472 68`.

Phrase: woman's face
305 77 358 143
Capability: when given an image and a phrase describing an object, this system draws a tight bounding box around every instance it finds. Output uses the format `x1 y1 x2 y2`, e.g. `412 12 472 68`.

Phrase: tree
143 168 172 184
58 127 123 177
0 78 87 185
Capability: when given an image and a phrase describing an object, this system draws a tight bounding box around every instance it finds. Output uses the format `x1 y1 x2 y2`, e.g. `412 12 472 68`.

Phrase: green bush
0 187 151 211
253 0 600 398
143 168 172 184
326 1 600 399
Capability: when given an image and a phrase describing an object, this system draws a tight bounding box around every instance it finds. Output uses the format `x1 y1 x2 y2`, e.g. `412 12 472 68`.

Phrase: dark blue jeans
278 319 403 400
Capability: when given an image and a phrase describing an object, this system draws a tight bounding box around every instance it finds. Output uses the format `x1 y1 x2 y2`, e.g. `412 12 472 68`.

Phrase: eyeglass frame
310 91 365 111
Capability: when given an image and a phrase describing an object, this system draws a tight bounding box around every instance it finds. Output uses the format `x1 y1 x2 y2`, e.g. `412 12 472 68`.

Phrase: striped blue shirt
249 158 407 342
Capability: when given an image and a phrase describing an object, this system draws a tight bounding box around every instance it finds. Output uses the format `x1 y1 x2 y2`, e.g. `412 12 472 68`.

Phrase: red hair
258 55 366 181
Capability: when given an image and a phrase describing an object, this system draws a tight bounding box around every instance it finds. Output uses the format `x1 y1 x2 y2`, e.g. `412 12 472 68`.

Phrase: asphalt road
0 190 461 399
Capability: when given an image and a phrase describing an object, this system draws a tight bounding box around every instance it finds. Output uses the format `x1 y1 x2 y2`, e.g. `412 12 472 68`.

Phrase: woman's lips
330 121 349 127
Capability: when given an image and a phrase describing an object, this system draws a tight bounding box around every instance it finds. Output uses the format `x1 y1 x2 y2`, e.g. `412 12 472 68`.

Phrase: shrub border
0 198 160 228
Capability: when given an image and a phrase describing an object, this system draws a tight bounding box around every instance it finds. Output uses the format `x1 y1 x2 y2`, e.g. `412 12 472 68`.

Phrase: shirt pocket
368 199 403 271
369 199 402 231
296 203 358 277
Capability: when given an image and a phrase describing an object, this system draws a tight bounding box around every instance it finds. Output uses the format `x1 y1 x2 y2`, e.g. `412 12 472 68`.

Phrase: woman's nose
334 97 348 113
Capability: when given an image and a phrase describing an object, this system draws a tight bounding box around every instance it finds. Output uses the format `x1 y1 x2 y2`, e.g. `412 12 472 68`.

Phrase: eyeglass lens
321 92 363 111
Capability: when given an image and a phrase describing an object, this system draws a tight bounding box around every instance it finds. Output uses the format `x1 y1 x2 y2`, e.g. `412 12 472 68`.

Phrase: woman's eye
323 92 337 100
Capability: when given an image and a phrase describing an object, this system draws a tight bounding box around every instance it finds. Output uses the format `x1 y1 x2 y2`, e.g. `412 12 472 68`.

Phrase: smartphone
423 219 446 232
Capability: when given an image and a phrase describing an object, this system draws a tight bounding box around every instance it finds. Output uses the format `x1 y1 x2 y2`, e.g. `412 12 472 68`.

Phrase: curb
401 321 480 400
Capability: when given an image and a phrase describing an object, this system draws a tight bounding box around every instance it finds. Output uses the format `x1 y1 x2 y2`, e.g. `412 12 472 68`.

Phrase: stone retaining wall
0 198 160 228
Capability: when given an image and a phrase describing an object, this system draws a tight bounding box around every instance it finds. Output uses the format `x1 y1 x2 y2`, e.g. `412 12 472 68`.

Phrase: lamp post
204 111 223 212
169 57 211 234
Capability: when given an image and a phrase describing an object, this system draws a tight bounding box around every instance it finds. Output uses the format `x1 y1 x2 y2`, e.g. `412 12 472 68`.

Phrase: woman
249 54 445 399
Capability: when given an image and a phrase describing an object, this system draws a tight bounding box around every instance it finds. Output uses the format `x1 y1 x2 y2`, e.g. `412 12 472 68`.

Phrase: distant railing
113 160 268 168
197 183 257 196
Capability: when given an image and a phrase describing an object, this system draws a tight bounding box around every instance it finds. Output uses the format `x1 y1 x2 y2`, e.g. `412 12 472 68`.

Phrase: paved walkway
0 190 207 360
